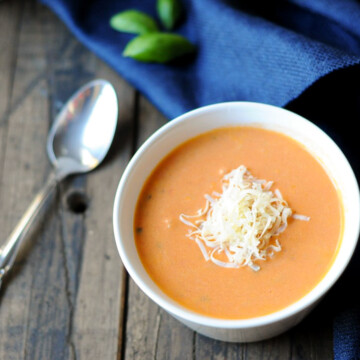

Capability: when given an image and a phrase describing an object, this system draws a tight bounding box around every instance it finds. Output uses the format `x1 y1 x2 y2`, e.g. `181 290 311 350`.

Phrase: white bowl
113 102 360 342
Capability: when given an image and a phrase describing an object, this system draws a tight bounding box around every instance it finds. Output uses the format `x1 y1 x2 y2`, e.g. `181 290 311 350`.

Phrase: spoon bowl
48 79 118 179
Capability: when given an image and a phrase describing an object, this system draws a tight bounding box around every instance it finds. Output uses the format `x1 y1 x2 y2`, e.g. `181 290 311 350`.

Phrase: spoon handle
0 173 58 289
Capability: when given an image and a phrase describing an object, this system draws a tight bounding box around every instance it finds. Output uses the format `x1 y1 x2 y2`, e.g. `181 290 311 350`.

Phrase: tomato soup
134 127 342 319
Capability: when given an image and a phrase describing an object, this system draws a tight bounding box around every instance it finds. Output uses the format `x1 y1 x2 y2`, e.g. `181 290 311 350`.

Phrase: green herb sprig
110 0 195 63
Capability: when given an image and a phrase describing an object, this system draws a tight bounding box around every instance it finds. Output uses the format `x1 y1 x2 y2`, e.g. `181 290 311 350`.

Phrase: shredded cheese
180 165 309 271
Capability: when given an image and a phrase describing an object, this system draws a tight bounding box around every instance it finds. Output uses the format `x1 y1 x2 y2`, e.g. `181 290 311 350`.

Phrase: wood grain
0 1 134 359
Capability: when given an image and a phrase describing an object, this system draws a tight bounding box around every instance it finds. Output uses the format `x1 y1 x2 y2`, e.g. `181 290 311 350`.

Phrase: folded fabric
40 0 360 119
40 0 360 358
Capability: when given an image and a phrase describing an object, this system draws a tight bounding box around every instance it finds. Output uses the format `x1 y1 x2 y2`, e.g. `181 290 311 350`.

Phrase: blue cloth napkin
40 0 360 358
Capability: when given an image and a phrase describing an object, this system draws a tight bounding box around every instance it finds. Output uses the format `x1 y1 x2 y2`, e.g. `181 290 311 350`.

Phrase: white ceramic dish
113 102 360 342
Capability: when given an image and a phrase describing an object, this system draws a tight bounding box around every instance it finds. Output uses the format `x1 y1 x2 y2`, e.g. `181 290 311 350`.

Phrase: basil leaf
157 0 182 30
110 10 158 34
123 33 195 63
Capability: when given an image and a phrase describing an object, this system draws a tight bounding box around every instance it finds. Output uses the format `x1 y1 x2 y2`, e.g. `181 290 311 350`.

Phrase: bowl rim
113 101 360 329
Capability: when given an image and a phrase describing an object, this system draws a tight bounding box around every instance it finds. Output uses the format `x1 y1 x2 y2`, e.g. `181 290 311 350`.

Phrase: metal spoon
0 79 118 288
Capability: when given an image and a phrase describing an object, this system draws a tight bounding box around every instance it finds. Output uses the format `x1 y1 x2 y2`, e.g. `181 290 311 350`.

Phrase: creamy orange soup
134 127 342 319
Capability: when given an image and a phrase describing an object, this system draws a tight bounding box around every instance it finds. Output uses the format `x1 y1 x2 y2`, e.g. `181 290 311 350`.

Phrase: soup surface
134 127 342 319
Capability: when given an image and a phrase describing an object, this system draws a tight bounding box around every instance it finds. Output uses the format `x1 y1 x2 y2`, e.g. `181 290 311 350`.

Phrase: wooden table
0 0 334 358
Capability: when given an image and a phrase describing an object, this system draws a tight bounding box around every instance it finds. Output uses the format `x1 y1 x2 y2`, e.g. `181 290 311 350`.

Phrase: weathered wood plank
69 62 135 360
0 1 69 359
0 0 24 183
194 332 292 360
288 304 333 360
0 0 134 359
